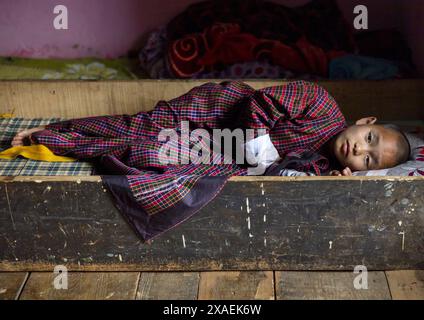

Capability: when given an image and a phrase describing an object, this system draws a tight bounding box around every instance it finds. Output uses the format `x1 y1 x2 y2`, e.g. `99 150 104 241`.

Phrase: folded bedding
139 0 414 80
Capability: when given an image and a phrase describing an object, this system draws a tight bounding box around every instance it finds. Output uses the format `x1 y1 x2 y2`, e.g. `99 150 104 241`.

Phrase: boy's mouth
343 140 350 158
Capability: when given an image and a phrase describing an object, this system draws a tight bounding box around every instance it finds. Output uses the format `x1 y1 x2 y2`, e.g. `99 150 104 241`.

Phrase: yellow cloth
0 144 76 162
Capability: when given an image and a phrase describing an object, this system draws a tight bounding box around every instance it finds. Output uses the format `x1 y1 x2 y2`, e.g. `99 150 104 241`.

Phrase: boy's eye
367 132 372 143
365 155 370 168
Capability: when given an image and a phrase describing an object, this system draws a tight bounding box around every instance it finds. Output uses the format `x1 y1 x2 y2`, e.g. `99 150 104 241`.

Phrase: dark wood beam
1 176 423 271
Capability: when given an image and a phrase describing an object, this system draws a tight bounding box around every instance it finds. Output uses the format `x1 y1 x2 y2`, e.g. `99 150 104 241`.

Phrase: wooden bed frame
0 79 423 271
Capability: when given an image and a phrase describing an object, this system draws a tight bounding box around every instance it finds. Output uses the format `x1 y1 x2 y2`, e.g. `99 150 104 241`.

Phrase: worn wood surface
0 177 423 271
386 270 424 300
137 272 199 300
198 271 274 300
19 272 140 300
0 272 28 300
1 80 423 121
275 271 391 300
0 271 422 300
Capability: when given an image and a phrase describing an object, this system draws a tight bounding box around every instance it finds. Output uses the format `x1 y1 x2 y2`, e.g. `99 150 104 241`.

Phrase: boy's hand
330 167 352 176
11 126 46 146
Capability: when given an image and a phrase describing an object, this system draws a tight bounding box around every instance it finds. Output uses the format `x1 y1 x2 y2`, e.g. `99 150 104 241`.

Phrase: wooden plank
137 272 199 300
0 272 28 300
386 270 424 300
0 80 423 121
275 271 391 300
3 175 424 182
19 272 140 300
0 177 423 271
198 271 274 300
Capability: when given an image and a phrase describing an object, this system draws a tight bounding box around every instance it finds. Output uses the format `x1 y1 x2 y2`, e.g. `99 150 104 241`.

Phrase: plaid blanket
30 80 346 241
0 118 94 176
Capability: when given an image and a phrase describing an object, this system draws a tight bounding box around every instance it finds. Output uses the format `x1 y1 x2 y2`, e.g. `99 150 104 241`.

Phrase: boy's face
332 117 402 171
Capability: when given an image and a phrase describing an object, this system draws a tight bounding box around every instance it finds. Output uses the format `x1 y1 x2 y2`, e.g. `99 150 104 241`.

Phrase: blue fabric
329 54 399 80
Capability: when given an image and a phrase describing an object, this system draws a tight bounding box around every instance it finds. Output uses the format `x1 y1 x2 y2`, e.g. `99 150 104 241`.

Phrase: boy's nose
353 143 363 155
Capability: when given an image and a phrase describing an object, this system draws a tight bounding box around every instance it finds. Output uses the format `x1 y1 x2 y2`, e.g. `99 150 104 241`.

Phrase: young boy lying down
9 80 416 240
12 81 410 177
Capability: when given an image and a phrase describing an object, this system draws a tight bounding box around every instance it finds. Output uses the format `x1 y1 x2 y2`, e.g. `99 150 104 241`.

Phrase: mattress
1 117 423 176
0 117 94 176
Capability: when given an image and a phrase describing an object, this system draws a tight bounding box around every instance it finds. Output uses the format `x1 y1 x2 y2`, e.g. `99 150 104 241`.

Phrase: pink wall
0 0 198 58
0 0 421 73
0 0 146 58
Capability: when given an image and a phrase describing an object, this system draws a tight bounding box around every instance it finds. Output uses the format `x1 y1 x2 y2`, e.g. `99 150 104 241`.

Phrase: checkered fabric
0 117 94 176
28 81 347 241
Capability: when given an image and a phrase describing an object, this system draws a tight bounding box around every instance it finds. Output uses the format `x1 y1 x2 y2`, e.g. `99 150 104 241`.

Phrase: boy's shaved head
330 117 410 171
389 127 410 166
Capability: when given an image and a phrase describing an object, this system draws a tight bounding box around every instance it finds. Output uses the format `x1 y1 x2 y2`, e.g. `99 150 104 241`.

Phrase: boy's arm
258 81 346 175
242 80 346 143
258 80 341 122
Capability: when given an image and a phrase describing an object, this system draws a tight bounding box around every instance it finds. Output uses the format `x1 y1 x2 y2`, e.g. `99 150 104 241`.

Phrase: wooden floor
0 270 423 300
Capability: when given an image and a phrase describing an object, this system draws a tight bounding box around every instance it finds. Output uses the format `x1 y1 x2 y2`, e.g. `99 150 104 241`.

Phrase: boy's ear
355 117 377 125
